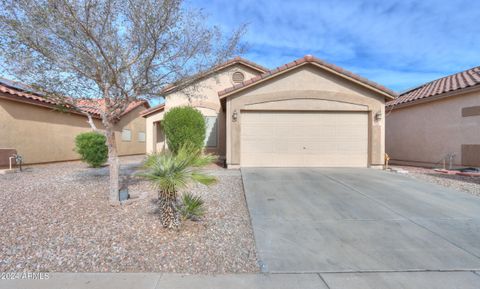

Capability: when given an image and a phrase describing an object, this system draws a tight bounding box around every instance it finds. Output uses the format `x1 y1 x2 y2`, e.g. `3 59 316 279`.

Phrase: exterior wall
145 110 165 154
386 90 480 167
0 97 147 165
114 105 148 156
225 65 386 167
145 63 262 157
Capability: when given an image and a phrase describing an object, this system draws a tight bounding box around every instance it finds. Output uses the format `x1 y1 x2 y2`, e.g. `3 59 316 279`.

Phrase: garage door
240 111 368 167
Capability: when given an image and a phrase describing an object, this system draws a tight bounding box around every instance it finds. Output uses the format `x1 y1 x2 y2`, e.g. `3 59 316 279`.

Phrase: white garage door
240 111 368 167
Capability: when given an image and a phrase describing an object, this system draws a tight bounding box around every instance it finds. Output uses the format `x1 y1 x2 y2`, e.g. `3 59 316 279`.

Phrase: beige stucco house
0 80 149 166
143 55 396 168
386 66 480 167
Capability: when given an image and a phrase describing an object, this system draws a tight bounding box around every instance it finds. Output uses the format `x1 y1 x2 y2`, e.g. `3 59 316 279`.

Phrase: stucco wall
0 97 147 165
145 110 165 154
225 64 386 167
386 90 480 167
145 63 262 156
114 105 148 156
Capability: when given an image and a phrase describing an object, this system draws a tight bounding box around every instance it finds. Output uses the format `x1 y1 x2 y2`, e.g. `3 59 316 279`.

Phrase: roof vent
232 71 245 83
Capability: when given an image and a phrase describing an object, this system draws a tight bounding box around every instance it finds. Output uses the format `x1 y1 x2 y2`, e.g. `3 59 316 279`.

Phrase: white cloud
187 0 480 91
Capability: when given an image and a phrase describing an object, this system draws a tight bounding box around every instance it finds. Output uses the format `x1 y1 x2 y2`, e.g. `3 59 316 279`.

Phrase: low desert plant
179 193 206 221
162 106 206 154
75 132 108 167
141 143 216 229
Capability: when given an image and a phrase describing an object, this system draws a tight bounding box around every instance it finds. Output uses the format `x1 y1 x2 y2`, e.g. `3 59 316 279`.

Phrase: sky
187 0 480 93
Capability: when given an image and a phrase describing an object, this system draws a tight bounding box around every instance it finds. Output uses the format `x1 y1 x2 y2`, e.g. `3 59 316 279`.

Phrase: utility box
0 149 18 168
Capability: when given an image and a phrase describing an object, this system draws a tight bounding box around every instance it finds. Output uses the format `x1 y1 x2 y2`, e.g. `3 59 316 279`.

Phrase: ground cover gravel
0 156 258 273
392 165 480 197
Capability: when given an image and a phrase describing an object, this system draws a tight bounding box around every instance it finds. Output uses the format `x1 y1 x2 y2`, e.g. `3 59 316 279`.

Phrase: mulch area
0 156 258 273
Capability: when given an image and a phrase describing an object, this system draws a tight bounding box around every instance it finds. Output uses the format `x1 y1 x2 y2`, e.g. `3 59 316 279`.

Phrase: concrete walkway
2 272 480 289
241 168 480 287
3 167 480 288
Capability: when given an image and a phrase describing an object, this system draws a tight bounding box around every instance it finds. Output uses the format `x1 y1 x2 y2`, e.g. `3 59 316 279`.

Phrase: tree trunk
105 124 120 206
159 191 180 229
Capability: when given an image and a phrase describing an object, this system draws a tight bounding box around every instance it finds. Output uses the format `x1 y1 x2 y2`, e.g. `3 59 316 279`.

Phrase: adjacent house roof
218 55 397 100
160 57 268 95
140 103 165 117
387 66 480 108
0 79 149 118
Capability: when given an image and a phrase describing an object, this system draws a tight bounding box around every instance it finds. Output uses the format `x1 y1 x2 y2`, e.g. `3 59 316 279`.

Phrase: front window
204 116 218 147
121 129 131 141
137 132 146 142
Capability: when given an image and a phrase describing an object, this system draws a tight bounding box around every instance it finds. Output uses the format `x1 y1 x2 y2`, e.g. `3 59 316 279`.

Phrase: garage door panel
240 111 368 167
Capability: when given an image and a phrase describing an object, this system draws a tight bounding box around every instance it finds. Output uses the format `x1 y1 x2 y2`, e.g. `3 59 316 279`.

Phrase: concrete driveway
242 168 480 286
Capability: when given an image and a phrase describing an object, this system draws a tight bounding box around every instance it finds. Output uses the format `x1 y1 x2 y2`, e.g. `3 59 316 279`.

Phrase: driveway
242 168 480 285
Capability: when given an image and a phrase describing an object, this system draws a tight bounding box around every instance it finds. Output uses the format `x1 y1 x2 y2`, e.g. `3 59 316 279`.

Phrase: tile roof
387 66 480 107
161 56 268 95
218 55 397 99
140 103 165 117
0 79 148 118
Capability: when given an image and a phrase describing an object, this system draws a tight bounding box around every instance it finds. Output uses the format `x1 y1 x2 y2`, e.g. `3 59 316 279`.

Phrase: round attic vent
232 71 245 83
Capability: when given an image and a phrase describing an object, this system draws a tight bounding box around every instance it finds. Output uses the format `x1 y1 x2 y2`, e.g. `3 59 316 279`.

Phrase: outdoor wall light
375 111 383 121
232 110 238 122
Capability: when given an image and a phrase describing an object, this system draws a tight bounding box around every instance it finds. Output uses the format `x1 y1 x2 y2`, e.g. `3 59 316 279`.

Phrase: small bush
75 131 108 167
179 192 206 221
162 106 206 154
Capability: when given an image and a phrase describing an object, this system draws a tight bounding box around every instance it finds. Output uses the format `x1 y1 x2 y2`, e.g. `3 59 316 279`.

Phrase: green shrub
162 106 206 154
75 131 108 167
179 192 206 221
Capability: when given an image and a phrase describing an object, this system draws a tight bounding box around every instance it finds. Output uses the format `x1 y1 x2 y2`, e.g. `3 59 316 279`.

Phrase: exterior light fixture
232 110 238 122
375 111 383 121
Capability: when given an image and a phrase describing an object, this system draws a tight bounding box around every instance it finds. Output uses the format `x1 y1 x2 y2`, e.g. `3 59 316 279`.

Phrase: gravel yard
391 165 480 197
0 156 258 273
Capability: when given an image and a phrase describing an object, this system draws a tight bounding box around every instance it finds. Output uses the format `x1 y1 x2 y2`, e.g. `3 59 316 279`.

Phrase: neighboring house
143 55 396 168
0 79 149 166
386 66 480 167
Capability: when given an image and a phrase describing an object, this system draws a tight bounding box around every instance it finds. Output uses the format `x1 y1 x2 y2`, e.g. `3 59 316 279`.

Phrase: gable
226 64 386 103
219 55 396 100
165 64 263 108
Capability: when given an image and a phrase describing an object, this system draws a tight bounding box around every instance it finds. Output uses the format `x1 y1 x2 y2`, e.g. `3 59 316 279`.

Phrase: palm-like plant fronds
140 143 217 228
179 192 206 221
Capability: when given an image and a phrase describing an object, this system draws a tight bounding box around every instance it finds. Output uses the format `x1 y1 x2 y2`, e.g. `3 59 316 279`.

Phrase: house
386 66 480 167
143 55 396 168
0 79 149 166
141 57 268 157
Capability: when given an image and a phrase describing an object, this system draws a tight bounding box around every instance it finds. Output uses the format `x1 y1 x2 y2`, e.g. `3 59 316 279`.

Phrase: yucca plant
180 193 206 221
141 144 217 229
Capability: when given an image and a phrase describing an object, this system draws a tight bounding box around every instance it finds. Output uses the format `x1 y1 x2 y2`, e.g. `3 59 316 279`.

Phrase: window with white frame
204 116 218 147
138 132 146 142
121 129 131 141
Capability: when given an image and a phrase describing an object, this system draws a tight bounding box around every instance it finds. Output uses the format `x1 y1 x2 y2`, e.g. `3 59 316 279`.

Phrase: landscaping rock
0 156 259 273
391 165 480 197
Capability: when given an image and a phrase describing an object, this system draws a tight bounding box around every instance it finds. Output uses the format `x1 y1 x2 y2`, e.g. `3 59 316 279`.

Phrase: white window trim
204 116 218 148
121 129 132 142
138 131 146 143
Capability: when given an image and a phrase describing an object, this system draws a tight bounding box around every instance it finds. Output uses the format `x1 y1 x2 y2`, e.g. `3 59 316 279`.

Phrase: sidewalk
2 271 480 289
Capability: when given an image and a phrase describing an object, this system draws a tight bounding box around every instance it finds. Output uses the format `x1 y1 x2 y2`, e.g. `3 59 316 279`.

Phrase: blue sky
188 0 480 92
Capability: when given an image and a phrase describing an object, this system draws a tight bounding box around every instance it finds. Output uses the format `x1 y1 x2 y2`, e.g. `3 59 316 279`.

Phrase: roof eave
219 61 396 100
140 104 165 117
161 59 268 96
387 84 480 110
0 91 102 119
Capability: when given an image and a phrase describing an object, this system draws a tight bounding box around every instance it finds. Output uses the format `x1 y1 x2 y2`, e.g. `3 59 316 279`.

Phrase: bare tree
0 0 244 205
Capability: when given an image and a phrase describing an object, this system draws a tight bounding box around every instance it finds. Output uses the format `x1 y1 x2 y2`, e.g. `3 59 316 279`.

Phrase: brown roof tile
140 103 165 117
0 79 148 118
387 66 480 107
160 57 268 95
218 55 396 99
